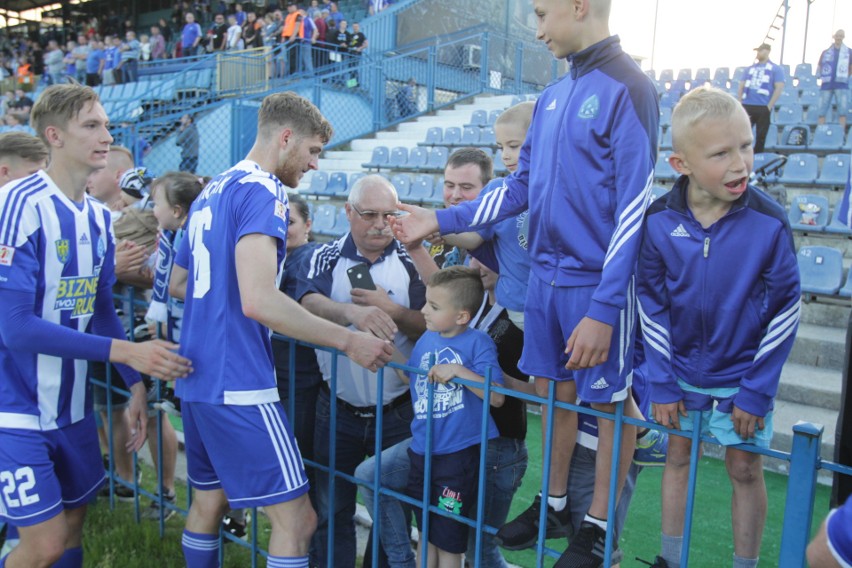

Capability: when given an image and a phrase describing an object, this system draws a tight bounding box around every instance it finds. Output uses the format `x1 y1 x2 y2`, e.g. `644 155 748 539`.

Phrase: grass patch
85 412 832 567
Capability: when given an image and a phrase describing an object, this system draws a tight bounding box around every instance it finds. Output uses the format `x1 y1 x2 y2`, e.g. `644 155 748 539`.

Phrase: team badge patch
274 200 288 221
578 95 600 119
0 245 14 266
55 239 71 264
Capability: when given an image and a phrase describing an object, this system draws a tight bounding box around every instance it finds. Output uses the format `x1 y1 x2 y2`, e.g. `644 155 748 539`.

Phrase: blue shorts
407 445 480 554
0 414 104 527
519 276 634 403
182 401 309 508
676 380 774 448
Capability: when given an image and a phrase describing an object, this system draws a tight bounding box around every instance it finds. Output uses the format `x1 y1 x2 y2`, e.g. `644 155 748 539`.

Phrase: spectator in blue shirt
181 12 203 57
85 39 105 86
737 43 785 153
120 31 141 83
102 36 121 85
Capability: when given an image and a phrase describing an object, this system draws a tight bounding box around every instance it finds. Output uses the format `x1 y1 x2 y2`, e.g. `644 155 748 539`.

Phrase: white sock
583 514 607 530
547 493 567 512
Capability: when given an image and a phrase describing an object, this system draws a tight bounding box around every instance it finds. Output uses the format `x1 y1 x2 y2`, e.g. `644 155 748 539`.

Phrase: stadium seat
494 150 508 174
732 66 747 81
307 171 329 195
424 146 448 171
845 131 852 151
810 124 845 152
775 124 811 151
676 68 692 82
478 147 493 160
645 69 656 81
459 126 481 146
329 207 349 238
348 172 365 190
480 127 496 145
660 107 673 129
815 153 851 187
839 269 852 299
362 146 389 170
804 105 821 126
391 173 412 199
466 109 488 128
753 152 786 184
510 95 525 106
659 90 680 109
825 204 852 236
327 172 348 196
420 127 443 146
713 67 731 83
796 75 817 90
794 63 813 79
799 89 820 108
659 128 673 150
649 185 670 202
387 146 409 169
762 126 780 151
773 90 797 108
409 175 435 203
655 151 678 183
488 109 502 125
788 194 830 231
694 67 711 83
443 127 462 146
658 69 674 82
312 204 338 235
774 104 803 125
778 152 818 185
407 147 429 170
798 245 844 295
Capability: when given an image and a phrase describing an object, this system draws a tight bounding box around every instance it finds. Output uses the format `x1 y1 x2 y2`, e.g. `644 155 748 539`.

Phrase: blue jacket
636 176 801 417
437 36 659 326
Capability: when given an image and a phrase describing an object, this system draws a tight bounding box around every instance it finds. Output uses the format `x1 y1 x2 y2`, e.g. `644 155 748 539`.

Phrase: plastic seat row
464 109 504 128
363 144 509 174
798 245 852 297
788 195 852 234
419 126 497 147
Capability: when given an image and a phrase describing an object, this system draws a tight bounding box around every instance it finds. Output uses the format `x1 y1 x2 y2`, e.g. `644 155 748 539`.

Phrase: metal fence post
515 43 524 93
779 421 824 568
426 45 436 113
479 33 490 93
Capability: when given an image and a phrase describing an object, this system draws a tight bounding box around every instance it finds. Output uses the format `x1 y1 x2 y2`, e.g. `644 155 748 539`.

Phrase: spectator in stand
262 11 283 47
242 11 264 49
307 0 321 19
737 43 785 154
157 18 174 56
150 26 167 60
120 31 141 83
328 1 344 27
346 22 367 85
63 40 78 82
313 10 328 68
30 42 44 80
367 0 388 16
10 89 34 116
176 113 199 173
14 55 34 89
181 12 203 57
140 34 152 62
281 2 300 44
208 13 228 51
44 39 64 86
300 9 317 74
102 35 119 85
234 2 247 26
333 19 350 74
86 39 106 86
72 35 90 84
227 15 244 50
396 77 418 118
817 29 850 129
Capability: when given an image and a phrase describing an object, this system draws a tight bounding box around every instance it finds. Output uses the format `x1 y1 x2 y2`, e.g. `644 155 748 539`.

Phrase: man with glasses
299 174 426 568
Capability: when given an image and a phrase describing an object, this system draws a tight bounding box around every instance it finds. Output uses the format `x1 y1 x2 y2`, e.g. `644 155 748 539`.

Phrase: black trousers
743 103 772 153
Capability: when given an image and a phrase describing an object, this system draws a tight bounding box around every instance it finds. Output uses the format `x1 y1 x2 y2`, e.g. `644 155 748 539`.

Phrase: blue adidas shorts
519 276 634 403
676 380 774 448
0 414 105 527
183 401 310 508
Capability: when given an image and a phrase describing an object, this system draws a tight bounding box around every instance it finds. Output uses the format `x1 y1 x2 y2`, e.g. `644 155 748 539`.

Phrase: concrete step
788 323 846 370
799 301 850 328
325 150 372 162
319 157 371 171
771 399 837 461
794 233 852 256
777 363 842 411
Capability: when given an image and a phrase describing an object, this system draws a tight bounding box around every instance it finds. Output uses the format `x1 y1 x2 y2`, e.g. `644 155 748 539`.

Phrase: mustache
366 228 392 237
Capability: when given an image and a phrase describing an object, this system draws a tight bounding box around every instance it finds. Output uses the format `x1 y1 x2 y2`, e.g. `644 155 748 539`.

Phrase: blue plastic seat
752 152 786 183
788 194 830 231
348 172 366 191
803 105 821 126
424 146 448 171
494 149 507 174
407 147 429 170
659 107 673 129
408 175 435 203
796 75 817 90
794 63 813 79
312 204 338 235
649 185 670 202
307 171 329 195
655 151 678 182
778 152 819 185
774 104 803 125
459 126 481 146
713 67 731 83
815 153 851 187
732 66 748 81
693 67 711 83
480 126 496 145
773 90 797 108
825 204 852 236
387 146 409 169
676 68 692 82
466 109 488 127
659 90 680 109
420 127 443 146
798 246 844 295
328 207 349 238
362 146 389 170
487 109 501 125
443 127 462 146
810 124 845 152
839 269 852 299
327 172 348 196
391 173 412 199
799 89 820 108
658 69 674 83
776 124 811 151
659 128 673 150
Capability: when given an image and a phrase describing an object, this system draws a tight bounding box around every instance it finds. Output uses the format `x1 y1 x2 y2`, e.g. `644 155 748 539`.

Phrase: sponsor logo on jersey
79 233 90 245
54 275 99 318
0 245 14 267
545 99 557 111
274 200 287 221
578 95 600 119
55 239 71 265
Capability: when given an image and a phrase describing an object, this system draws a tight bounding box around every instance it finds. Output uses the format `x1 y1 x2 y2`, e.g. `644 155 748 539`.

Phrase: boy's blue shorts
183 401 309 508
0 414 104 526
519 275 634 403
407 445 480 554
675 380 774 448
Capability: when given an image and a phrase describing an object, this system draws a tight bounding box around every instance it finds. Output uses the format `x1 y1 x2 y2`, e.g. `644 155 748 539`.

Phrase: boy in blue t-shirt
637 87 800 568
396 265 504 567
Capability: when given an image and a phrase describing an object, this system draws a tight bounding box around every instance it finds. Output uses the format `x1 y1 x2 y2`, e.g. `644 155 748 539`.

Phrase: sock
583 513 607 531
52 546 83 568
266 555 310 568
182 529 220 568
661 533 683 568
733 554 759 568
637 428 650 439
547 493 567 512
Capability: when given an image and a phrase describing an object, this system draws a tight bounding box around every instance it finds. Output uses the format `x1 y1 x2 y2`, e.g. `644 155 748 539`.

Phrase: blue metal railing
97 287 851 567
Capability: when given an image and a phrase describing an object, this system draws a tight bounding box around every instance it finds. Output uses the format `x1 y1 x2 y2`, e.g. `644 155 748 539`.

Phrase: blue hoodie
437 36 659 326
636 177 801 418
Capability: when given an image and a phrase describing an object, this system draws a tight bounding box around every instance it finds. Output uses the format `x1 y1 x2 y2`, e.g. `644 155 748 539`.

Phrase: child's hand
428 364 460 385
731 405 765 440
653 401 688 430
564 317 613 370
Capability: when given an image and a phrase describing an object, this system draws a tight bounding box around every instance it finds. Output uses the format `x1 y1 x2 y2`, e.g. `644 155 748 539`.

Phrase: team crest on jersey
97 237 106 259
0 245 14 266
578 95 600 119
55 239 71 264
274 200 288 221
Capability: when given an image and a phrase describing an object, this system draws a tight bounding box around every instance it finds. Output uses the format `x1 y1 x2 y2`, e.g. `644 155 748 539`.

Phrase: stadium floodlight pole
650 0 659 71
780 0 789 65
802 0 816 64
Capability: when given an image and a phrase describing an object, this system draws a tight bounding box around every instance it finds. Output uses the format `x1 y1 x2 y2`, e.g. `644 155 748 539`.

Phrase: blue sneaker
633 428 668 467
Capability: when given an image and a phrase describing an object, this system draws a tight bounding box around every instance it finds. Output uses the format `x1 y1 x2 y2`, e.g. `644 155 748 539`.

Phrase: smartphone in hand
347 263 376 290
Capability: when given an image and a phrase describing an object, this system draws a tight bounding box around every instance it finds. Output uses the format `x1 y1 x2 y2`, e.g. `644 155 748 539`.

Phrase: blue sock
52 546 83 568
266 555 309 568
182 530 220 568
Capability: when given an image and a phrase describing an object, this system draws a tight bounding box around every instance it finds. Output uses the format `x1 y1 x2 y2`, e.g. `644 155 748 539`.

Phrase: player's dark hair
258 91 333 144
287 192 313 241
446 147 493 187
428 266 484 316
151 171 205 217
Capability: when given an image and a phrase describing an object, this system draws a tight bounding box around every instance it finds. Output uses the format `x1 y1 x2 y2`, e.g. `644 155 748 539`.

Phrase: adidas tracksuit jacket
637 176 801 418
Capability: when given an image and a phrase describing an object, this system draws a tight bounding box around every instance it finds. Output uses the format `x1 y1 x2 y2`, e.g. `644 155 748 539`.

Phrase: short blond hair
30 84 101 145
495 101 534 133
257 91 333 144
671 86 747 152
0 132 48 163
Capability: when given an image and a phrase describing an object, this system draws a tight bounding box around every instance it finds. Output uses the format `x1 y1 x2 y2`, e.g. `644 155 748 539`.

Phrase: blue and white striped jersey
174 160 290 405
0 171 115 430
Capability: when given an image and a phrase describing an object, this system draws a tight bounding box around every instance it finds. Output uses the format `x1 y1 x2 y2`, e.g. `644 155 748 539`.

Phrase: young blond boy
396 266 504 568
637 86 800 568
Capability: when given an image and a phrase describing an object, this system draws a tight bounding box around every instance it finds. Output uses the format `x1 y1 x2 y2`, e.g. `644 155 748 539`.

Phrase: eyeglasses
350 203 399 223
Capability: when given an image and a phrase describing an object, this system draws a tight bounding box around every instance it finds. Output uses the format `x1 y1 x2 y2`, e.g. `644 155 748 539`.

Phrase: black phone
347 263 376 290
